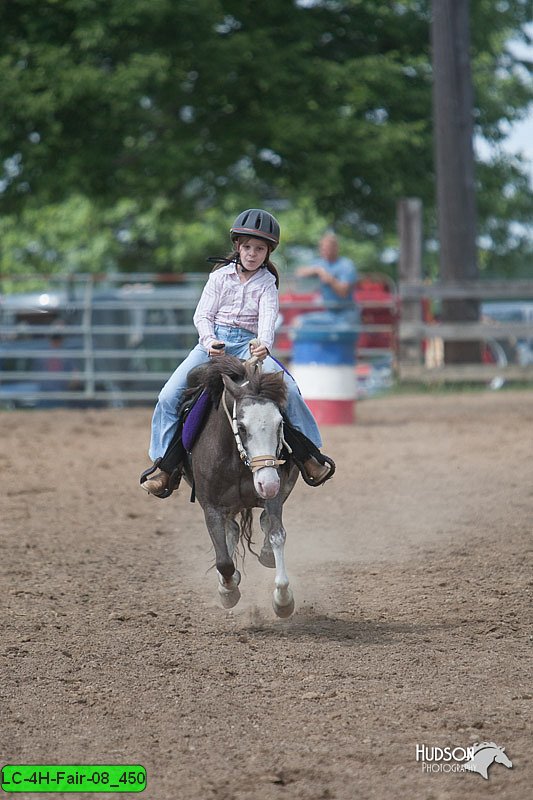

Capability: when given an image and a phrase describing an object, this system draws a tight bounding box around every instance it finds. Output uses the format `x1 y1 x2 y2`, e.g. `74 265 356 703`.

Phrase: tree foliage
0 0 531 277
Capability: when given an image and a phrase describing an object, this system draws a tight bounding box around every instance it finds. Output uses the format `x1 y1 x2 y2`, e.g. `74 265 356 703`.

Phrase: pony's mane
187 354 287 407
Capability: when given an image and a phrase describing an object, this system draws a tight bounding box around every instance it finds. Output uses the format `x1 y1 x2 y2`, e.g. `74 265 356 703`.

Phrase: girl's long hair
211 236 280 288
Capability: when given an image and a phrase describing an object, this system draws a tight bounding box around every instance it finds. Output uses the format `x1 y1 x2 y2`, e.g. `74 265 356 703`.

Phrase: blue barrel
291 324 357 424
293 327 356 366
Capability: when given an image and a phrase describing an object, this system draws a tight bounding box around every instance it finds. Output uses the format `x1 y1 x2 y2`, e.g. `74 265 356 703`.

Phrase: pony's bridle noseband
221 383 287 473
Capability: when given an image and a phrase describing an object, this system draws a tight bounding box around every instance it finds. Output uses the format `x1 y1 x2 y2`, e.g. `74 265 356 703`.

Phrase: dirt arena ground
1 390 532 800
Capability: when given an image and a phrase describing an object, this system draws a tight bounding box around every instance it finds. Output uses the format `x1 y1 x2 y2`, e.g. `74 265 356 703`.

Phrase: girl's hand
250 342 268 361
208 340 225 356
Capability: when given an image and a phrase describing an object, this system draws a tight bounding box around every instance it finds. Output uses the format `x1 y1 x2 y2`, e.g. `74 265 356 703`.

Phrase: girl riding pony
141 208 333 497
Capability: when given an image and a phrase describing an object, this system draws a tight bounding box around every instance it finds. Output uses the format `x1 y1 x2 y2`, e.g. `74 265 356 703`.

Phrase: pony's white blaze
240 402 282 499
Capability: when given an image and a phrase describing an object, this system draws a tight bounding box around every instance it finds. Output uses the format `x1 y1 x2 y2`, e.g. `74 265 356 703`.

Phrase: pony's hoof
272 594 295 619
218 586 241 609
217 569 241 609
259 548 276 569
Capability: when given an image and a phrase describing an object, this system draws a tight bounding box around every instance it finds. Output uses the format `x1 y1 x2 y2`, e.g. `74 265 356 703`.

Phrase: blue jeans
149 324 322 461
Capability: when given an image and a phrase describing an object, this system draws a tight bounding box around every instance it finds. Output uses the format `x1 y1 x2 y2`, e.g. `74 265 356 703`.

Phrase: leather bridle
221 384 287 473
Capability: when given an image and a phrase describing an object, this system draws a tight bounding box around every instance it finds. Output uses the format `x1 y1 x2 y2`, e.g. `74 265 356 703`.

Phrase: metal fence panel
1 273 398 406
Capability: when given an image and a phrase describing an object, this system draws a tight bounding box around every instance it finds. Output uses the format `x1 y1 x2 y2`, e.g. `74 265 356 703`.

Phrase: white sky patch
476 25 533 185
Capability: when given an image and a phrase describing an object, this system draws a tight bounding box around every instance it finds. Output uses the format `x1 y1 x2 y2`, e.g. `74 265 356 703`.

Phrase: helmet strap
235 251 250 273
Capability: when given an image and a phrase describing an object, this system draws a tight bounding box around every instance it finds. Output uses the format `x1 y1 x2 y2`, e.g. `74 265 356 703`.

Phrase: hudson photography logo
416 741 513 779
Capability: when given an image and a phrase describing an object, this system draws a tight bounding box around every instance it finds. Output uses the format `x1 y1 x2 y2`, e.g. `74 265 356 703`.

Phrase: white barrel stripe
291 364 357 400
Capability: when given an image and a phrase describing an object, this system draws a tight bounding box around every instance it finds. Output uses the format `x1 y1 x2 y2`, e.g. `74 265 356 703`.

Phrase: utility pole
397 197 423 366
431 0 480 363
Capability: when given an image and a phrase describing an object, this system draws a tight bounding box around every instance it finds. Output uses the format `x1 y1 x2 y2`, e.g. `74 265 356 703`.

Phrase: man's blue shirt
313 256 357 313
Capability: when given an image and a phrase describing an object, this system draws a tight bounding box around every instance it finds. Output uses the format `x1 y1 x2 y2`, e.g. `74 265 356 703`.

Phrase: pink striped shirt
193 263 279 350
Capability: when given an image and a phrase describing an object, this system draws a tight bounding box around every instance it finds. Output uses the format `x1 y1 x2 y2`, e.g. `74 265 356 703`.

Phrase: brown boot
141 470 170 497
302 456 332 486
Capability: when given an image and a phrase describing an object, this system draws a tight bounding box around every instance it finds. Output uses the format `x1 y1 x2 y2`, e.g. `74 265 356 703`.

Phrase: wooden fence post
431 0 480 363
397 197 423 369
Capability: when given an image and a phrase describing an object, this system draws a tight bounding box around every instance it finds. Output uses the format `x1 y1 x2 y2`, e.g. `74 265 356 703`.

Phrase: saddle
181 388 212 451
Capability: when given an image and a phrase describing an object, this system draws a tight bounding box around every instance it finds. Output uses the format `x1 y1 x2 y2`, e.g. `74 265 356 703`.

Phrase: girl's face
237 238 269 272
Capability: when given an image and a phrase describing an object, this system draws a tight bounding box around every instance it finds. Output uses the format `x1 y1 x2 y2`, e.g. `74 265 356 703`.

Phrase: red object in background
355 276 399 351
275 291 322 355
304 398 356 425
276 274 400 357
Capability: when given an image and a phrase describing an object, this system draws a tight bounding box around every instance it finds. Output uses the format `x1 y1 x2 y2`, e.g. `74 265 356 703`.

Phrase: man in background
295 232 359 335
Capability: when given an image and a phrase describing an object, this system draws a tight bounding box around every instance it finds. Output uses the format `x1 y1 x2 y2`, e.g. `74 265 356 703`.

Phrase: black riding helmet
230 209 280 251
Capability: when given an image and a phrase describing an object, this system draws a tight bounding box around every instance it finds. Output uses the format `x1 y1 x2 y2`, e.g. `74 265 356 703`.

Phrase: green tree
0 0 531 276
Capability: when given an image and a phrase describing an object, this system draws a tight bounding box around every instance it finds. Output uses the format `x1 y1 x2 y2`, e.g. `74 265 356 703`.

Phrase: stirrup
139 459 182 499
299 454 336 487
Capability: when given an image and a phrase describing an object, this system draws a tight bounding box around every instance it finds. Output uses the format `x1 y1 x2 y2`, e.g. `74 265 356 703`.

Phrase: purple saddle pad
182 390 212 450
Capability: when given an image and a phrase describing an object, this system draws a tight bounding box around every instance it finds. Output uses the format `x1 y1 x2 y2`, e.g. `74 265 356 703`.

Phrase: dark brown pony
183 355 299 617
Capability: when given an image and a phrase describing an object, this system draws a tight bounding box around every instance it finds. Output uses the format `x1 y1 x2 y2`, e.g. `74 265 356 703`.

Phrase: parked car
481 301 533 365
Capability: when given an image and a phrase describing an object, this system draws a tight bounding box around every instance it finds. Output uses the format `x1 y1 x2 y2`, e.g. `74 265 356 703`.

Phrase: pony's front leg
225 518 240 561
259 510 276 568
203 506 241 609
263 501 294 618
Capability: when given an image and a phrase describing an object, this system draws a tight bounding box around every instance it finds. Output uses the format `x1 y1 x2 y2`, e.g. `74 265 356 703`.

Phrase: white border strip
291 364 357 400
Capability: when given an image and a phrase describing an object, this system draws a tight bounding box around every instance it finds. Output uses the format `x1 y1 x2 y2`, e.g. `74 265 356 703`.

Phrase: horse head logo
464 742 513 780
